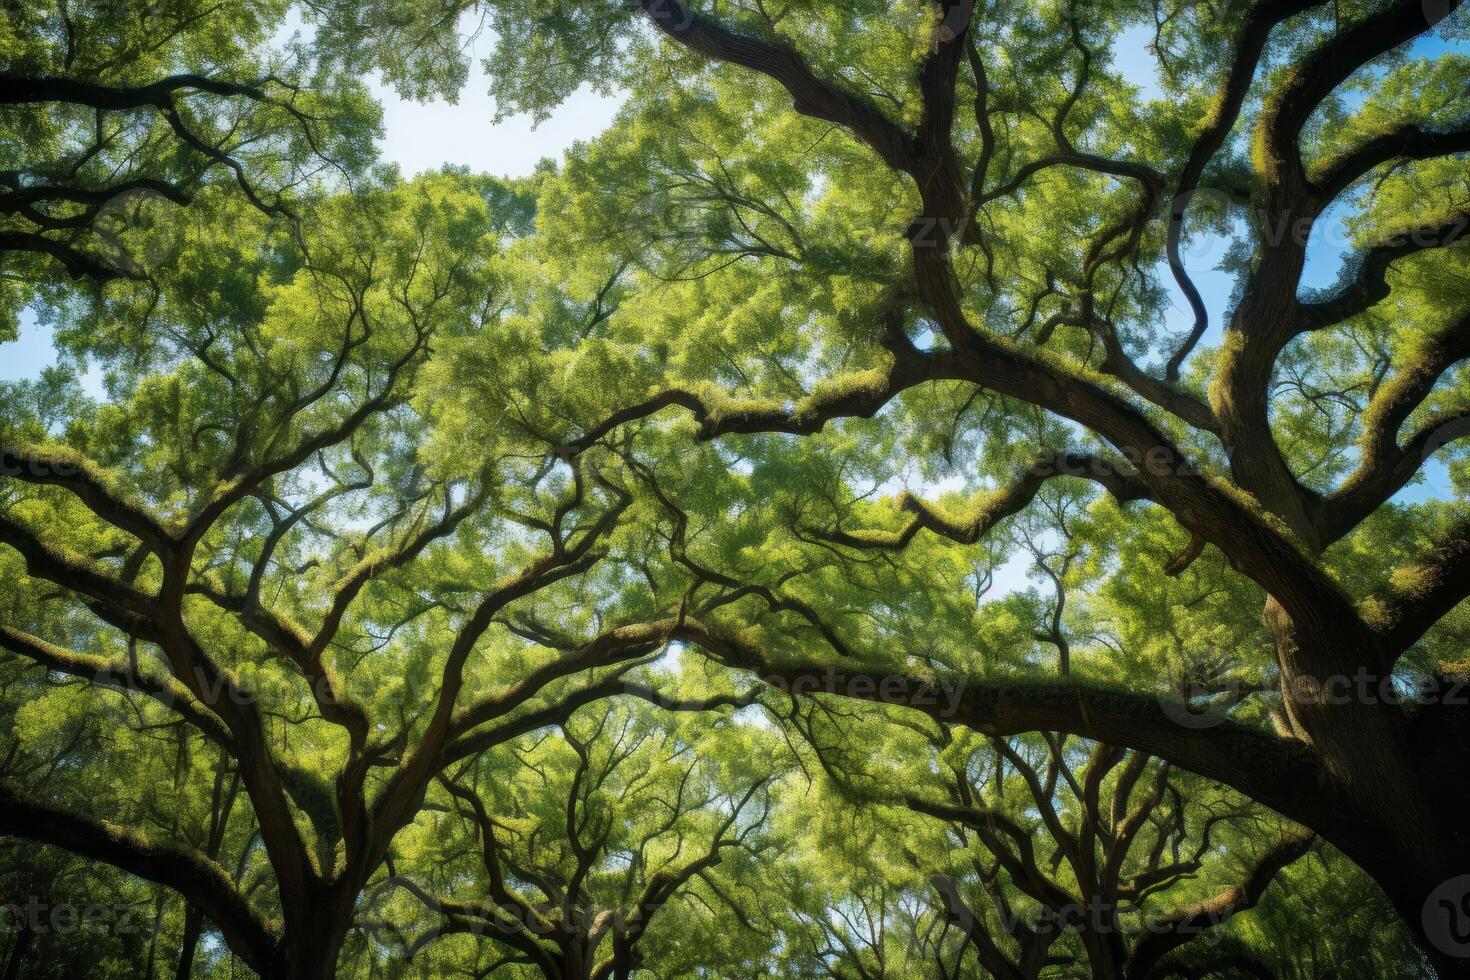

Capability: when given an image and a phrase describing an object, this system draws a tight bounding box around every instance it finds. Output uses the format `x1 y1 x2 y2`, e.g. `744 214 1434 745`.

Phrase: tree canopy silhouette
1 1 1468 977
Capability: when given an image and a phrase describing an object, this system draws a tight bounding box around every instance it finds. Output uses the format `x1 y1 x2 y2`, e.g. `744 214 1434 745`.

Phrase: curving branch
1364 514 1470 662
670 617 1332 839
0 230 137 281
1125 830 1314 980
1295 212 1470 335
443 674 758 768
0 625 232 748
0 442 177 554
364 484 634 869
0 70 322 277
1313 307 1470 542
0 73 282 111
0 783 281 975
1312 122 1470 205
558 342 951 460
928 871 1030 980
1161 0 1324 379
808 450 1150 552
1207 0 1465 549
633 1 920 182
1258 0 1461 196
0 511 156 619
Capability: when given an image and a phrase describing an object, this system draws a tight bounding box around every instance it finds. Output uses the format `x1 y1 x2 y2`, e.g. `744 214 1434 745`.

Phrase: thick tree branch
0 511 155 617
1259 0 1460 195
0 73 276 110
1312 123 1470 204
559 345 951 458
1125 830 1314 980
809 450 1150 552
0 783 280 974
1364 514 1470 661
670 618 1332 840
1162 0 1324 379
0 625 232 747
634 1 920 180
0 443 176 554
1295 213 1470 335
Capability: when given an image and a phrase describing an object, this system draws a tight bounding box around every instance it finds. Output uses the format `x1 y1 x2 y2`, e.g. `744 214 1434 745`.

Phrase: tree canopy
1 0 1469 977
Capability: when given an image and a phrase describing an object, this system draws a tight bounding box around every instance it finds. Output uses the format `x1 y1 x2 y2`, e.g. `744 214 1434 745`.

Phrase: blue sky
8 23 1448 378
2 18 1459 514
368 25 622 180
0 15 624 387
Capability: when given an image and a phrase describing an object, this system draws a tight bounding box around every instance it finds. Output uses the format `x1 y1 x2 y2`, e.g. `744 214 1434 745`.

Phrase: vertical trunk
1076 927 1124 980
174 905 204 980
1016 924 1058 980
1 923 33 980
143 891 167 979
1262 598 1470 974
280 945 341 980
1368 853 1470 980
560 943 588 980
1262 598 1451 873
612 933 636 980
277 891 357 980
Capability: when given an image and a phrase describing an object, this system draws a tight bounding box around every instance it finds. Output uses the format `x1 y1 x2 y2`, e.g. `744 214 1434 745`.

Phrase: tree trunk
276 901 355 980
1370 855 1470 980
561 944 588 980
612 933 636 980
174 904 204 980
1076 923 1124 980
1 923 33 980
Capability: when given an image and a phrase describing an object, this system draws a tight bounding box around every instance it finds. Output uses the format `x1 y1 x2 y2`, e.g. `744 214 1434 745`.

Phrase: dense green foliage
2 0 1469 977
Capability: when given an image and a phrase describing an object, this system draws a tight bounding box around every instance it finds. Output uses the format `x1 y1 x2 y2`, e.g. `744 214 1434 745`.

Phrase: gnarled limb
0 443 177 554
808 450 1150 552
672 617 1331 839
0 625 232 748
1125 830 1314 980
1257 0 1460 197
1317 310 1470 541
634 0 920 181
0 782 281 975
1295 212 1470 336
1312 123 1470 205
1364 514 1470 662
1162 0 1326 379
